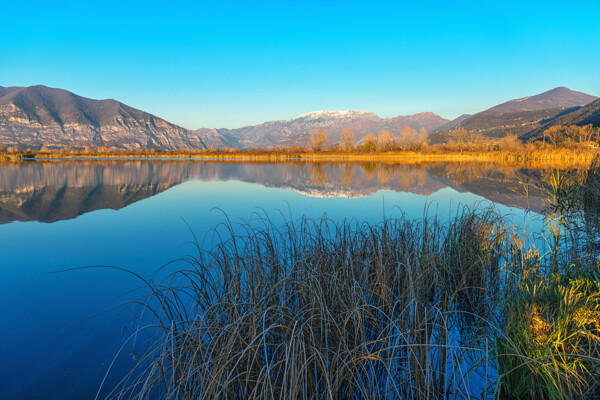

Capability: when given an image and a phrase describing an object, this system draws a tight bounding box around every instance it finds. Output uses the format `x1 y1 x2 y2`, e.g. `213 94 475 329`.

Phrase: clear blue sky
2 0 599 129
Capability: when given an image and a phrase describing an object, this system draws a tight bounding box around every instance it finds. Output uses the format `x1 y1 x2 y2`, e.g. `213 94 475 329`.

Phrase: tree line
1 124 599 156
310 126 429 152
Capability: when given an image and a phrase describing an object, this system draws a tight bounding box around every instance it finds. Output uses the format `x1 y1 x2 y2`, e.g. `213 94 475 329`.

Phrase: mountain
450 87 597 137
520 98 600 141
437 114 472 132
548 97 600 127
0 85 207 150
192 110 449 149
478 87 596 114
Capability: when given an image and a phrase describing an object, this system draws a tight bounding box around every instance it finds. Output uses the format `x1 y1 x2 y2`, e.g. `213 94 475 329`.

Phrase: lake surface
0 160 551 399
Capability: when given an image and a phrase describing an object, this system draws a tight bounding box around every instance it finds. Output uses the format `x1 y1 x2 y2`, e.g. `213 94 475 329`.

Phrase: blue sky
2 0 599 129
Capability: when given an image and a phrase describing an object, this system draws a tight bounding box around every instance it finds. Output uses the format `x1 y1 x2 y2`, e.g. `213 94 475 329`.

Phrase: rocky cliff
0 85 207 150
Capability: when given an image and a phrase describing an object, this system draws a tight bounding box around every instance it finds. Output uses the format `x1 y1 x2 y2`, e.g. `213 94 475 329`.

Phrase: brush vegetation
99 159 600 399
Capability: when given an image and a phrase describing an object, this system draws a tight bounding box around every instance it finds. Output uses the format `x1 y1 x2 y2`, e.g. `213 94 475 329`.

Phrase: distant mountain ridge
481 87 596 114
0 85 207 150
438 114 472 132
520 98 600 141
448 87 598 138
550 98 600 127
192 110 449 148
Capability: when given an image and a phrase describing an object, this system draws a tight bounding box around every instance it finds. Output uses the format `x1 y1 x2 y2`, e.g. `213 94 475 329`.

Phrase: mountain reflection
0 160 552 223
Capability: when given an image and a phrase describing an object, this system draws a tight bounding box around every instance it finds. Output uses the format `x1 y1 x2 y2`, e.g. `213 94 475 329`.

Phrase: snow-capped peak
512 96 531 103
294 110 377 120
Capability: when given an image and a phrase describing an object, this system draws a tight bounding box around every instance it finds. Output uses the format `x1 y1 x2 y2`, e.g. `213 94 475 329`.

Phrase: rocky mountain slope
478 87 595 114
437 114 472 132
520 98 600 141
0 85 207 150
449 87 597 137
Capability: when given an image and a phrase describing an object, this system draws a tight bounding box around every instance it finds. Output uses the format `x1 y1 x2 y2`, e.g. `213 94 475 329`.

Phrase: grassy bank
1 149 598 175
1 145 598 166
103 161 600 399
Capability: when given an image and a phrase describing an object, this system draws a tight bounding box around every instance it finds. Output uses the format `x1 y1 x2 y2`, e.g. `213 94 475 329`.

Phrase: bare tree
377 130 394 151
576 124 598 143
398 126 417 149
544 126 566 146
417 127 428 144
342 128 355 152
310 129 328 152
499 134 520 151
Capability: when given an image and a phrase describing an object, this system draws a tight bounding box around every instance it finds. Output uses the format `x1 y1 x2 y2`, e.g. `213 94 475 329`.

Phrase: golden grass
1 147 598 170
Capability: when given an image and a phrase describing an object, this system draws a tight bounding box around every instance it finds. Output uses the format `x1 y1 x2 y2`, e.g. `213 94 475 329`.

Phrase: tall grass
496 267 600 400
495 158 600 399
1 145 598 168
104 208 513 399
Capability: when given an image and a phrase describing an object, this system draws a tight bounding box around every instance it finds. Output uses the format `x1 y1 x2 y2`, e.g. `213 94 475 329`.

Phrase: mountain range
0 85 598 150
194 110 449 148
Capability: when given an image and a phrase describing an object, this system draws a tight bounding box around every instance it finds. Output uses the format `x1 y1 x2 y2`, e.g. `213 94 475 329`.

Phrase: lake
0 160 551 399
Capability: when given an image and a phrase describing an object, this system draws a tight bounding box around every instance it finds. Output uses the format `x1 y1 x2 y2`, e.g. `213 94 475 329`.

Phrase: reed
496 266 600 400
495 157 600 399
105 207 511 399
1 146 598 169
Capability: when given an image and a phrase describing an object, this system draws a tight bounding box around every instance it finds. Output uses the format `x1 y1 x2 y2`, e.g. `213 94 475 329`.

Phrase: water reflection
0 160 562 400
0 160 557 223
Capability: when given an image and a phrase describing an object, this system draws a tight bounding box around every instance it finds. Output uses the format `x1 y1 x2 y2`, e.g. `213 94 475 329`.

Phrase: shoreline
1 149 598 169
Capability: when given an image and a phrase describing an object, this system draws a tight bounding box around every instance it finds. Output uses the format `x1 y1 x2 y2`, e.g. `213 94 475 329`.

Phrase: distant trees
348 126 431 152
310 129 328 152
450 127 471 144
446 127 485 151
498 134 521 151
341 128 355 152
543 124 600 146
417 127 428 145
545 126 568 146
578 124 599 143
397 126 418 149
376 130 394 151
361 134 377 152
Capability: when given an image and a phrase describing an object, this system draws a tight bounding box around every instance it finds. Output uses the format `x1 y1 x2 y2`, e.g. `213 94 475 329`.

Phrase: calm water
0 160 548 399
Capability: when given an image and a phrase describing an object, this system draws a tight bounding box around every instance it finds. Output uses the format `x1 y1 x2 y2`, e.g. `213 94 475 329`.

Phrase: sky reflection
0 161 547 399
